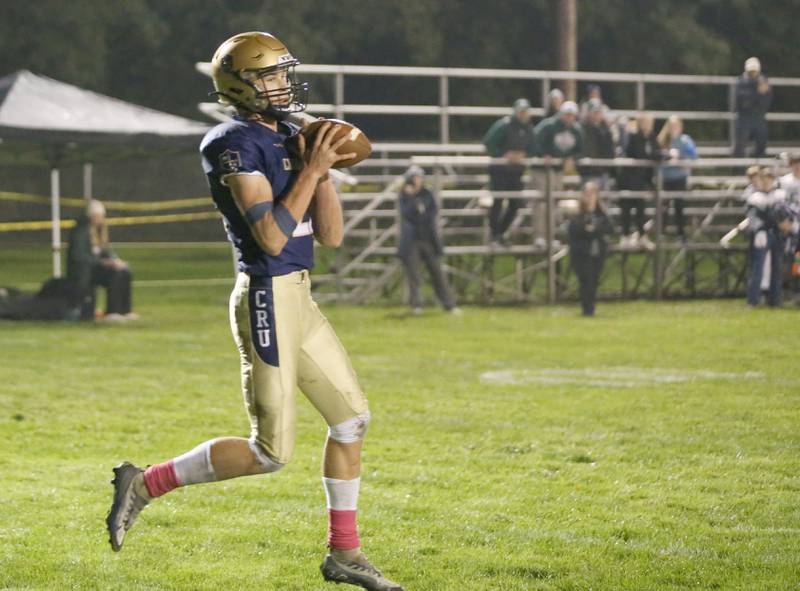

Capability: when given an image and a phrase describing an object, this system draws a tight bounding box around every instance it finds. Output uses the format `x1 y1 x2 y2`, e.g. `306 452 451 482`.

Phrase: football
301 118 372 168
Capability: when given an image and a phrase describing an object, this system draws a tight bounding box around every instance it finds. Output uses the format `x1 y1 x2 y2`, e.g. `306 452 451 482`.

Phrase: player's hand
305 122 356 178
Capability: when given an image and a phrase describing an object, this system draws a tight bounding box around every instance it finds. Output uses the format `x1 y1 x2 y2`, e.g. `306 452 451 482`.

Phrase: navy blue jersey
200 116 314 277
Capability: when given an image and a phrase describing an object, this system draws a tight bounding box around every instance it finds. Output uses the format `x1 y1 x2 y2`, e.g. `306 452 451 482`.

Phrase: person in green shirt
482 98 537 246
66 200 135 320
531 101 584 247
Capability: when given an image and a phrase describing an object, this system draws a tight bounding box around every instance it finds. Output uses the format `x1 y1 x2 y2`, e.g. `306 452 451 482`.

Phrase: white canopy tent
0 70 210 276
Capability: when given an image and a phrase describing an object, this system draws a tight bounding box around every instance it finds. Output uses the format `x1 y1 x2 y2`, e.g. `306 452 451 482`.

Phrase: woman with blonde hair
568 182 614 316
658 115 697 240
67 199 135 320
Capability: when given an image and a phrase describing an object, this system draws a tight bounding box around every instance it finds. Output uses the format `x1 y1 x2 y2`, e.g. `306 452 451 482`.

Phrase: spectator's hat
787 152 800 165
513 98 531 112
587 98 604 113
586 83 601 94
559 101 579 115
404 165 425 180
759 165 775 179
548 88 564 101
744 57 761 73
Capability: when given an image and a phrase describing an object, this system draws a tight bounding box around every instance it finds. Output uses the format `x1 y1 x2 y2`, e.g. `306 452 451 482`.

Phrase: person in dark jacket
568 182 613 316
482 98 537 245
617 113 661 249
580 98 616 189
532 100 584 247
396 166 459 314
544 88 565 118
67 199 136 320
734 57 772 157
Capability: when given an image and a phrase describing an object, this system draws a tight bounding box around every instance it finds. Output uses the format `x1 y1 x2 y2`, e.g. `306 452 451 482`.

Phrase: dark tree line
1 0 797 126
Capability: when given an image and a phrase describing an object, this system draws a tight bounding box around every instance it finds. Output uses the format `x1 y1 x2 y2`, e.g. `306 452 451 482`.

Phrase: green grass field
1 247 799 590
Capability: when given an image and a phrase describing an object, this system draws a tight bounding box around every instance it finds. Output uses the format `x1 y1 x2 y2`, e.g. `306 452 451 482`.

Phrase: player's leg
107 273 298 551
297 289 403 590
747 233 768 305
767 233 785 306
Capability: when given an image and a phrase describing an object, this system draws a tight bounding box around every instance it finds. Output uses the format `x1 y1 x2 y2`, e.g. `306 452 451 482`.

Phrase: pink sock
143 460 179 497
328 509 360 550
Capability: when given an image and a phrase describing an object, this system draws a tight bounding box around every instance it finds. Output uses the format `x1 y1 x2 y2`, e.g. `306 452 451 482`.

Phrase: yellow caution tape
0 211 220 233
0 191 211 211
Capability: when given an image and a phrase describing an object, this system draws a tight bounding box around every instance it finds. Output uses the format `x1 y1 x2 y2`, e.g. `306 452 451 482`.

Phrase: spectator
568 182 613 317
744 168 791 306
778 154 800 300
779 153 800 207
734 57 772 157
609 113 630 157
396 166 459 315
657 115 697 240
617 113 661 250
535 100 584 165
544 88 565 118
482 98 537 246
581 98 616 190
742 164 762 202
533 100 584 247
579 84 606 123
67 199 136 321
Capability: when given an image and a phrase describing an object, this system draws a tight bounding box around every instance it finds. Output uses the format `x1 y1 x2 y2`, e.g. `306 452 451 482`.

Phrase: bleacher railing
196 62 800 153
313 156 765 304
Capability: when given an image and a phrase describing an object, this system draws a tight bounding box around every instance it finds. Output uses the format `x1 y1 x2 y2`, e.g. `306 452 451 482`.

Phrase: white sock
322 476 360 510
173 440 217 486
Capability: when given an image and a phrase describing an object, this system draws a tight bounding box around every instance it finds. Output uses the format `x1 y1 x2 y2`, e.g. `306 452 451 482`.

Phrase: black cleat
106 461 150 551
321 553 404 591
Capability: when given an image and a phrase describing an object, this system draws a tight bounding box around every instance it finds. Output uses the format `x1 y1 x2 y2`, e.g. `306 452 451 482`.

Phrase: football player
105 31 403 591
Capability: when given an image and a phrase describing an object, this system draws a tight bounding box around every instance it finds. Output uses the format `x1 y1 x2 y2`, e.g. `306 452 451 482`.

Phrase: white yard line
480 367 766 388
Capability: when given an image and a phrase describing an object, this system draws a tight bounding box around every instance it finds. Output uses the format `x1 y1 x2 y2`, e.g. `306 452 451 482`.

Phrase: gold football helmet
210 31 308 118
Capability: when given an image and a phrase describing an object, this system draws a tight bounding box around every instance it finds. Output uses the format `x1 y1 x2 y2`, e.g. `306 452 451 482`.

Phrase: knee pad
328 411 371 444
248 438 285 473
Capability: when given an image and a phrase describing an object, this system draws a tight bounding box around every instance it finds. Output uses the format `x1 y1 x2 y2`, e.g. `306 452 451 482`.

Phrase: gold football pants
230 270 368 464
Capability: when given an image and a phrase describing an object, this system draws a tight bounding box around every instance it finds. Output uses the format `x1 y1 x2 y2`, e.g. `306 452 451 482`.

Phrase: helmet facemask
224 60 308 120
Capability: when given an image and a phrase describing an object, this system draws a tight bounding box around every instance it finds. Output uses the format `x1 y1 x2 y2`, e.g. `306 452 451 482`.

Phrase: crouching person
67 199 135 321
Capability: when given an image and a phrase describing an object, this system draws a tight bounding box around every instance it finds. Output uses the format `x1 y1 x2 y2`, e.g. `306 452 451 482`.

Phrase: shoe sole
106 462 140 552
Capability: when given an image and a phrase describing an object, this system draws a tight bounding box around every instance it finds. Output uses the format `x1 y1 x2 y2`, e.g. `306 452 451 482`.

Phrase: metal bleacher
196 62 800 304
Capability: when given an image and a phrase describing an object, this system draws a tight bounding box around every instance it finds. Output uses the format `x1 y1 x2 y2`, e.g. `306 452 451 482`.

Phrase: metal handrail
197 61 800 85
195 61 800 148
